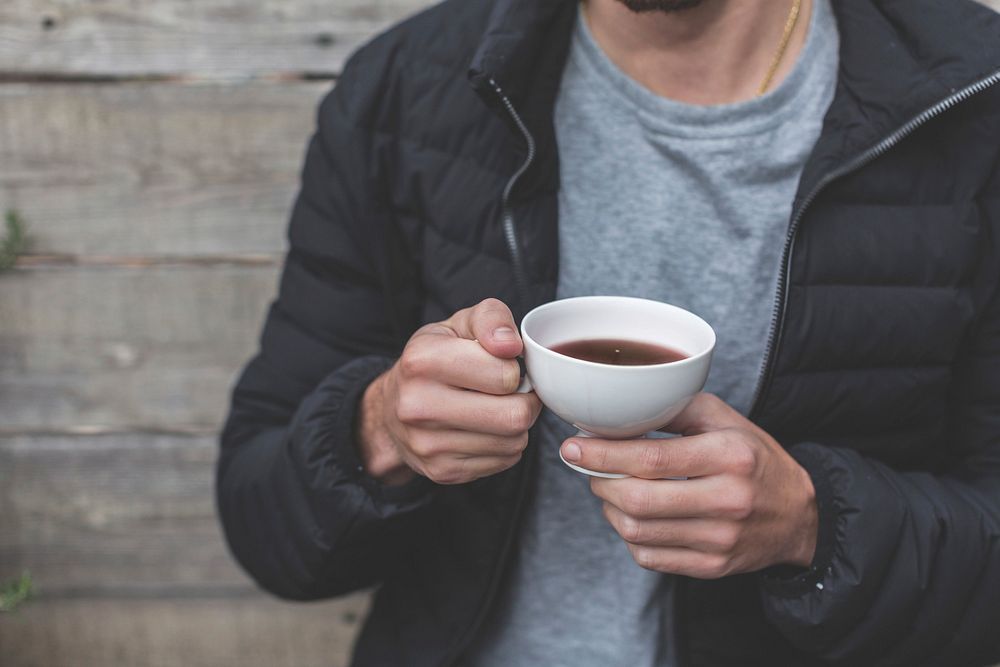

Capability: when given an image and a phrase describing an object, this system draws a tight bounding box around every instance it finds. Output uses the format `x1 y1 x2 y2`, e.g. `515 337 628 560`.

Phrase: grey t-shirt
469 2 839 665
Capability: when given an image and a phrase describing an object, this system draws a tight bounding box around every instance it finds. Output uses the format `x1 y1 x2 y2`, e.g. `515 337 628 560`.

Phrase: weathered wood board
0 0 432 77
0 265 278 431
0 594 370 667
1 434 253 593
0 1 996 666
0 81 327 257
1 0 994 80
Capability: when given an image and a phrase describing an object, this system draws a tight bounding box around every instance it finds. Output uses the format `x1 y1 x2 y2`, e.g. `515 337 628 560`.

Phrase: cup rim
520 296 716 372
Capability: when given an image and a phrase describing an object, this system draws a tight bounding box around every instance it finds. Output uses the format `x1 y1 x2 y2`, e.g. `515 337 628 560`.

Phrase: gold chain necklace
757 0 803 96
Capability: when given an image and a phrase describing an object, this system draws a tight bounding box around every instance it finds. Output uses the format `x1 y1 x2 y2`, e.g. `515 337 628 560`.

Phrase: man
216 0 1000 664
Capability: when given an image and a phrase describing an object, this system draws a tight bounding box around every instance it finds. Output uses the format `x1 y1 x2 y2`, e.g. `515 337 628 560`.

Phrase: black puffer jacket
217 1 1000 664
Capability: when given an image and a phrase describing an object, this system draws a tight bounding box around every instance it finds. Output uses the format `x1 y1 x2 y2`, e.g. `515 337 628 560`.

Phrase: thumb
462 298 522 359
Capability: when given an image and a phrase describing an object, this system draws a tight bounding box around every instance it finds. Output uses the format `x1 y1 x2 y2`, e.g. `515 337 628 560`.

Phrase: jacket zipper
747 69 1000 419
441 84 540 667
490 78 537 310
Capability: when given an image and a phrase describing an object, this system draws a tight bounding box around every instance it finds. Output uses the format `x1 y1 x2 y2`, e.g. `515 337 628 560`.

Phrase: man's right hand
357 298 543 486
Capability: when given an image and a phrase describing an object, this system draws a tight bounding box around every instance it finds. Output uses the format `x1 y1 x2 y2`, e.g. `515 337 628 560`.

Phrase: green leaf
0 571 34 612
0 210 29 272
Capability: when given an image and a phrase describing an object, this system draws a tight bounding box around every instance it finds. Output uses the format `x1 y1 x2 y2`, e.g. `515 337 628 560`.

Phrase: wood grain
0 81 326 257
0 594 370 667
0 433 251 593
0 265 277 431
0 0 995 78
0 0 431 77
1 2 996 665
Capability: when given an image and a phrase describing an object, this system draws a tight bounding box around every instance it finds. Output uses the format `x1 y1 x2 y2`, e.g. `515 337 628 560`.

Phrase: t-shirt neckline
571 0 835 139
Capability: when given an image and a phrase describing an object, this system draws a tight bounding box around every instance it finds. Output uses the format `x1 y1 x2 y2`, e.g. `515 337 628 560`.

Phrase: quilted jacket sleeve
216 51 433 601
758 163 1000 665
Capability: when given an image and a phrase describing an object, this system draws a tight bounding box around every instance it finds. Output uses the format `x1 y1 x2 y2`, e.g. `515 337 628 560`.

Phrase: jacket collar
467 0 575 108
799 0 1000 195
467 0 1000 153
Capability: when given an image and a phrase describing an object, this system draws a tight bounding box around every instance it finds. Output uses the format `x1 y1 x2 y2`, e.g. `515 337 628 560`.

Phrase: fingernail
562 441 582 462
493 327 517 341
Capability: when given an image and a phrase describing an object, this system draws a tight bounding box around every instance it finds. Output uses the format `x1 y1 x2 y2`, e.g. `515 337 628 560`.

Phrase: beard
615 0 704 12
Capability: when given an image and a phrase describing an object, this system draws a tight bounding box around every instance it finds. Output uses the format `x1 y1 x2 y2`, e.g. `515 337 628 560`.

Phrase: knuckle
713 525 741 553
720 485 754 520
421 460 445 483
425 460 465 485
728 438 758 475
639 444 668 477
618 515 644 543
407 432 438 459
512 432 530 453
705 554 732 579
630 546 658 571
622 487 651 518
687 555 725 580
441 311 466 333
399 347 431 379
396 393 431 426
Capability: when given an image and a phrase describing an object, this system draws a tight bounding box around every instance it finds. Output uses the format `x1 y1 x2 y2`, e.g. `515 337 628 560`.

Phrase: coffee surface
550 338 687 366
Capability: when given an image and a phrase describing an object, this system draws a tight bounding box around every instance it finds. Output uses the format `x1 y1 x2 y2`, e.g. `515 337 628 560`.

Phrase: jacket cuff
290 355 433 510
757 442 839 598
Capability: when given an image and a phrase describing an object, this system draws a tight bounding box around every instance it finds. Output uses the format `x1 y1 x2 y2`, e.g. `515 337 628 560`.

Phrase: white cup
517 296 716 478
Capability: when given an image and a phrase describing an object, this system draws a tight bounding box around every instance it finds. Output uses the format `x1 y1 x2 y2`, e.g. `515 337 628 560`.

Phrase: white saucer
559 450 628 479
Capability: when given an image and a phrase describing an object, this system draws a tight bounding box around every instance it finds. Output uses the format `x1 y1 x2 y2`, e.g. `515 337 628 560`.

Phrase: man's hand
358 298 542 486
560 393 817 578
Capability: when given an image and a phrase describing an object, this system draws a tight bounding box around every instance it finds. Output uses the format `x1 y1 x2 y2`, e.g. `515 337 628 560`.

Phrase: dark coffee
550 338 688 366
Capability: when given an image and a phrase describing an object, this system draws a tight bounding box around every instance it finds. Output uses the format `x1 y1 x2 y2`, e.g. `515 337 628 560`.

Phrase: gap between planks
0 425 219 440
0 71 337 85
13 254 282 269
25 584 266 602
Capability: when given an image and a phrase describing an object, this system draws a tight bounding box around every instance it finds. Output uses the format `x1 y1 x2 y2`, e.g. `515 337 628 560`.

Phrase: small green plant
0 210 29 272
0 571 33 612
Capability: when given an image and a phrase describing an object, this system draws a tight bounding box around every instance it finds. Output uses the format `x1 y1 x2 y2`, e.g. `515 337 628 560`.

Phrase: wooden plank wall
0 1 429 665
2 1 999 666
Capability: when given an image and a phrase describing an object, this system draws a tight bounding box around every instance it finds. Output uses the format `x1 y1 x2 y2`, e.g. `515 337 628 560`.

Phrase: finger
662 393 745 436
406 427 530 460
602 504 739 553
397 382 542 436
589 476 732 519
561 433 730 478
401 336 521 394
413 454 522 485
625 544 731 579
448 298 522 359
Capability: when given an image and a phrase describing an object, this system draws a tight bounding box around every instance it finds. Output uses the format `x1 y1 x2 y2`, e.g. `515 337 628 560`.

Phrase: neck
583 0 813 105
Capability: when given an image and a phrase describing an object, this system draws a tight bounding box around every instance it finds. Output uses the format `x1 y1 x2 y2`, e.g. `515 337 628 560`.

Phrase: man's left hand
560 393 818 579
